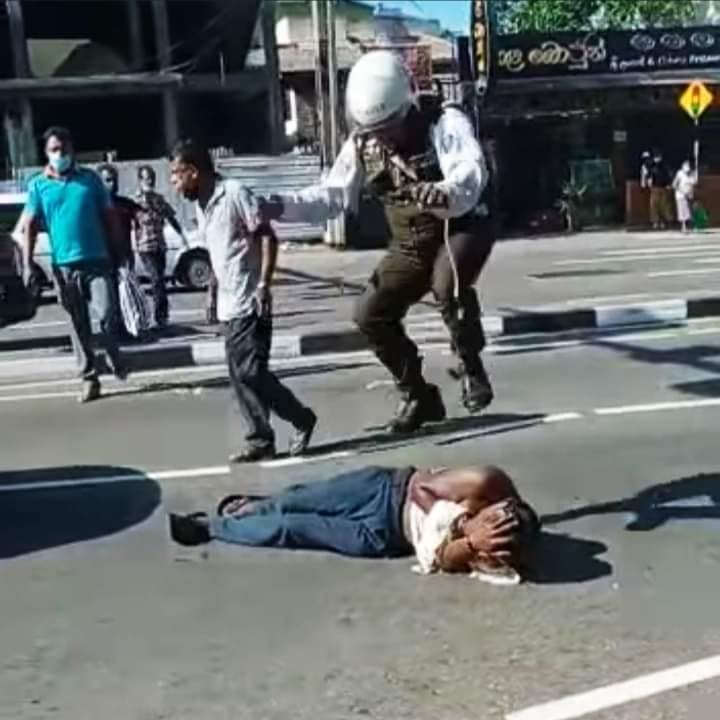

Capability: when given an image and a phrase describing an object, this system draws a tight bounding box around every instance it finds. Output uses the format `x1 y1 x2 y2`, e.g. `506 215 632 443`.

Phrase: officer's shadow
542 472 720 531
301 411 546 458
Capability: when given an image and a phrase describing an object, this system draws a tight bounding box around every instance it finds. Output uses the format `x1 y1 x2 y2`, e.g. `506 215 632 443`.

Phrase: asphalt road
5 229 720 354
3 322 720 719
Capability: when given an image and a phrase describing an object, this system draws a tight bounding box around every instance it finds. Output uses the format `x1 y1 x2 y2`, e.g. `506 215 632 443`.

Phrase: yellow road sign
679 80 714 120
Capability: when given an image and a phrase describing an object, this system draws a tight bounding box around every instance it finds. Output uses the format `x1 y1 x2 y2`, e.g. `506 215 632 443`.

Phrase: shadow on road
289 413 546 459
103 361 377 399
528 532 612 584
591 339 720 400
542 472 720 531
0 466 161 559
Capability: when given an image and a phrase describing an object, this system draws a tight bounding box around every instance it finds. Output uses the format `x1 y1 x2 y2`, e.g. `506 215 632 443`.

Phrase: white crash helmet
345 50 416 132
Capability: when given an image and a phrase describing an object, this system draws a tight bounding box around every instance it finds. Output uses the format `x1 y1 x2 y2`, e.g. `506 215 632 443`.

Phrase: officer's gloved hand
411 182 449 210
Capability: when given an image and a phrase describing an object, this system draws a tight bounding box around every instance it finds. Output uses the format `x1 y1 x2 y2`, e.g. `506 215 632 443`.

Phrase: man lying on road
169 464 540 583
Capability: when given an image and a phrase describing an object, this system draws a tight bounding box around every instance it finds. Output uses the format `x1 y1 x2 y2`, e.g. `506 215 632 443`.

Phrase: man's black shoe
229 445 276 464
388 383 446 434
290 409 317 456
169 512 211 546
462 371 494 414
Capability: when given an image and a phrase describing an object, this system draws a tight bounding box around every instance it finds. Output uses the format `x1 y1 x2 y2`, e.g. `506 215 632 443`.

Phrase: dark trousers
53 261 122 380
353 218 494 392
209 466 412 557
226 311 311 449
139 250 168 325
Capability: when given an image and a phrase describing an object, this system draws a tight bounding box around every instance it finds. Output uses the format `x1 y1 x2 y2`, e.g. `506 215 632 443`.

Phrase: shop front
477 22 720 231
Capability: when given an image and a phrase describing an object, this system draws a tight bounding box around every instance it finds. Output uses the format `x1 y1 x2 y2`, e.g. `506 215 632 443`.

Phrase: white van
0 192 211 294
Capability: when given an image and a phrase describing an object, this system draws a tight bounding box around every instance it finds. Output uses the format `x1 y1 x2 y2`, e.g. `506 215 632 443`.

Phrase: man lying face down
169 464 540 584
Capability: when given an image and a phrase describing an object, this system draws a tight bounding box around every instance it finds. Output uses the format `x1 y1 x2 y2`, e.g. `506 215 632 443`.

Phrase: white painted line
542 412 583 423
648 268 720 277
595 299 687 328
0 465 230 493
366 379 394 390
693 256 720 264
259 451 354 468
595 398 720 416
506 654 720 720
0 391 78 403
554 250 720 266
2 320 67 332
603 243 720 255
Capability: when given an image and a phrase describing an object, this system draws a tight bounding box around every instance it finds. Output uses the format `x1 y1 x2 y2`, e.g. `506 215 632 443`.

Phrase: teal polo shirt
25 166 111 266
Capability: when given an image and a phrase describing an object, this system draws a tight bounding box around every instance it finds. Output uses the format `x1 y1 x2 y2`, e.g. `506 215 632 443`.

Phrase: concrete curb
2 297 719 384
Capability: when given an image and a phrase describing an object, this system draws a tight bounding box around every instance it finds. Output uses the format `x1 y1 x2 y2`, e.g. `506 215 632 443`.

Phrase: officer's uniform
352 102 494 397
276 100 493 422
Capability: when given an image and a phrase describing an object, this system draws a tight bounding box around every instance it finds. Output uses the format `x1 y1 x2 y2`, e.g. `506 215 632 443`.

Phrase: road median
3 296 720 384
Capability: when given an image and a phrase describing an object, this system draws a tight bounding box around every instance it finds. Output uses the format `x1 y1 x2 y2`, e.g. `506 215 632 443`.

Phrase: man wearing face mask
22 127 127 402
133 165 186 329
260 50 495 434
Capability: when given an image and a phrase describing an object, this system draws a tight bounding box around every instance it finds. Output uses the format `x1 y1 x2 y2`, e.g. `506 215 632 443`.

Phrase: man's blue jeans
209 466 413 558
53 260 122 380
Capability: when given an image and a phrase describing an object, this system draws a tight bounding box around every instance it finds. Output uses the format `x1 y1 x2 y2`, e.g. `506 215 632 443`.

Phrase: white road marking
554 250 720 266
0 465 230 492
648 268 720 277
506 654 720 720
2 320 67 332
542 412 583 423
603 244 720 255
693 256 720 264
259 451 355 468
7 394 720 493
595 398 720 416
366 379 394 390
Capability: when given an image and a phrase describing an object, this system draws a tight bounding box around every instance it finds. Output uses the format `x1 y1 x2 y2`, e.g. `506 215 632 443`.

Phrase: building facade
473 2 720 230
0 0 279 178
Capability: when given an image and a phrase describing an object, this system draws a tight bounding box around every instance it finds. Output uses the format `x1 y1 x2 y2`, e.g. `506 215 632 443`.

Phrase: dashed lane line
506 654 720 720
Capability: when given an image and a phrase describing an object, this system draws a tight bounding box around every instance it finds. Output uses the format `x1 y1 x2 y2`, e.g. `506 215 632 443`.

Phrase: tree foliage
493 0 697 34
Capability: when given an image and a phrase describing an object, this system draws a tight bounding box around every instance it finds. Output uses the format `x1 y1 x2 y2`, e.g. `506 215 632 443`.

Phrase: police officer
261 50 495 433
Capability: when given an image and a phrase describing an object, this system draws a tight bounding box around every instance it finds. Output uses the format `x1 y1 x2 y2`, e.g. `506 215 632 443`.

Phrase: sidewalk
3 228 720 382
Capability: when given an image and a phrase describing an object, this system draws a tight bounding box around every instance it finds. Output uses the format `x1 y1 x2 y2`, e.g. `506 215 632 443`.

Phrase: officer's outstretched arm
431 107 488 219
265 138 364 225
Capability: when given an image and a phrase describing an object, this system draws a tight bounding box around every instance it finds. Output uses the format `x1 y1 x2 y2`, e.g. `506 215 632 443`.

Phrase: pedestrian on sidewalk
648 151 672 230
672 160 697 233
169 139 317 462
21 127 127 402
169 463 540 584
133 165 186 329
98 163 139 270
260 50 495 434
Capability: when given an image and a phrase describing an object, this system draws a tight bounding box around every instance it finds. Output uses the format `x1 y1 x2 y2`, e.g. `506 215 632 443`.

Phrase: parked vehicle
0 229 36 327
0 192 211 295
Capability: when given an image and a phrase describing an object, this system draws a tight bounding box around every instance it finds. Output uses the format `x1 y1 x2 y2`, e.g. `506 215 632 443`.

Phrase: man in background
22 127 127 402
98 163 139 270
133 165 186 328
649 150 672 230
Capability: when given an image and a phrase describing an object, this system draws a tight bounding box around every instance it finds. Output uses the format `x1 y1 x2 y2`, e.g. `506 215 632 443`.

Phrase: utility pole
151 0 179 150
4 0 36 172
262 0 284 154
311 0 344 246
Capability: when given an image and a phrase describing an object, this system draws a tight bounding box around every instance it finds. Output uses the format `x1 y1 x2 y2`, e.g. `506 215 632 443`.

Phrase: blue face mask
49 153 72 174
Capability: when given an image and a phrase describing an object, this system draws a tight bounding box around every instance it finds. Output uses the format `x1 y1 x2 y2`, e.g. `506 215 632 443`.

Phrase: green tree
493 0 696 34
